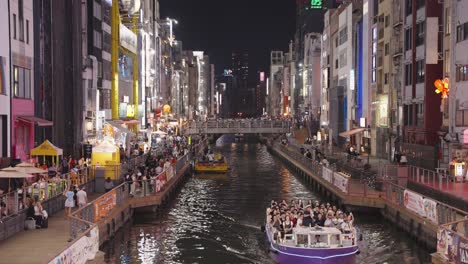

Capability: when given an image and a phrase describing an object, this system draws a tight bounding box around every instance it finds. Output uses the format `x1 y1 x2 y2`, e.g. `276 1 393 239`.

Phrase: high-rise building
269 51 284 117
231 52 249 90
401 0 443 169
303 33 321 135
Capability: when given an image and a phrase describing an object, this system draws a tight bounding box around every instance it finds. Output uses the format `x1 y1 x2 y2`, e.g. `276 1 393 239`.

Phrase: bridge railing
186 120 291 131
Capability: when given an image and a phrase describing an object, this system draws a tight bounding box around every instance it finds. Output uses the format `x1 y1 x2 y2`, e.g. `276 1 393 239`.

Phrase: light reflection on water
102 135 431 264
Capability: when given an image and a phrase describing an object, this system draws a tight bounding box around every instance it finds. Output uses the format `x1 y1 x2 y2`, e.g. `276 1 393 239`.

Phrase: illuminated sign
305 0 322 10
260 72 265 82
223 69 233 76
120 23 137 54
434 78 449 99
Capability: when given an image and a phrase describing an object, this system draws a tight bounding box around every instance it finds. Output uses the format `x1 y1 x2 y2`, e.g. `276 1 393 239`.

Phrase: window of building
405 28 412 51
335 37 338 47
339 27 348 45
405 0 412 16
12 14 16 39
98 61 103 78
416 60 425 83
416 103 424 126
416 22 424 46
12 66 31 99
405 64 412 86
339 50 347 68
384 73 389 84
456 65 468 82
94 1 102 20
335 59 338 69
455 110 468 127
385 15 390 27
26 19 29 44
444 50 450 76
93 30 102 49
385 43 389 55
456 22 468 42
18 0 24 42
445 8 451 35
404 104 413 126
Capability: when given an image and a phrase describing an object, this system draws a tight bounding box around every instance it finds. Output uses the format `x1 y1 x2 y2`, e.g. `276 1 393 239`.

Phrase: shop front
12 99 53 161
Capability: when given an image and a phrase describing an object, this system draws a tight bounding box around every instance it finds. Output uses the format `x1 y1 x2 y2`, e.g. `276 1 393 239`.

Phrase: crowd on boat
267 199 354 243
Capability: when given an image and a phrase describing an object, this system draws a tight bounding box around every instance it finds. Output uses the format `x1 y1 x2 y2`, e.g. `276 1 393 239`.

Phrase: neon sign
434 78 449 99
305 0 322 10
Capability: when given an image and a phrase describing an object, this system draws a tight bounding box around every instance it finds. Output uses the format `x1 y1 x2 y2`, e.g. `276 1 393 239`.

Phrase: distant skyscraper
231 52 249 90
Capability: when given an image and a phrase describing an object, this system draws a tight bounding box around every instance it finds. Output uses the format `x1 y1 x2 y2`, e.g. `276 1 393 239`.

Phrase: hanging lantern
434 78 449 99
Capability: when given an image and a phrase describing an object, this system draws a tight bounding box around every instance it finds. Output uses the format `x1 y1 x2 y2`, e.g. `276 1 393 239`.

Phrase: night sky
159 0 296 76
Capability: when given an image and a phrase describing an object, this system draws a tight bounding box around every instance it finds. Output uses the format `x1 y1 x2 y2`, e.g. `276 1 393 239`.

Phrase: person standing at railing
76 187 87 208
63 186 75 219
104 177 114 193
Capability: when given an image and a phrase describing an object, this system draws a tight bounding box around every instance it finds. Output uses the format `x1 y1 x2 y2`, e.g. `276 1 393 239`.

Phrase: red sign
94 189 117 223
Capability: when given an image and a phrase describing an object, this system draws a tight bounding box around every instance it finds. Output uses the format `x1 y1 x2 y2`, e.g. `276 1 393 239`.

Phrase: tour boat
194 154 228 173
264 216 360 264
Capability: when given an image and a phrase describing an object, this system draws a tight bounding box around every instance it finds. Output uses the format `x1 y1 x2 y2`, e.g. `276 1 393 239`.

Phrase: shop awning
339 128 366 137
106 121 136 137
17 116 53 126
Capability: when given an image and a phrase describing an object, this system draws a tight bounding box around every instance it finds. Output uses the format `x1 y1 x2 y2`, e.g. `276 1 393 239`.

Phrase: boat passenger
341 217 352 234
324 211 334 227
302 211 314 227
283 216 293 236
315 213 325 227
296 213 303 227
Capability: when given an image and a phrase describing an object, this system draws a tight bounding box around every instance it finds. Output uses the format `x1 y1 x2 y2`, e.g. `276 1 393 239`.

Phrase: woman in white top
64 187 75 219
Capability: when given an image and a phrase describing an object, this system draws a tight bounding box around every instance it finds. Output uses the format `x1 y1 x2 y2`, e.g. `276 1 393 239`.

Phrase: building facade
0 0 11 158
401 0 443 169
11 0 38 161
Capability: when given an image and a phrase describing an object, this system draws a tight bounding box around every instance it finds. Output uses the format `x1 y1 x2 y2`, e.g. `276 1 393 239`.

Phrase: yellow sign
126 104 135 117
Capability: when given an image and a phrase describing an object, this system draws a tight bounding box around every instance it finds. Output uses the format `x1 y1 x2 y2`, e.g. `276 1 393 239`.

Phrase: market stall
91 140 120 180
30 140 63 166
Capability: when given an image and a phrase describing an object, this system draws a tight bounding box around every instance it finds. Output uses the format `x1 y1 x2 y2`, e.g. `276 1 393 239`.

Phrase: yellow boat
195 154 228 173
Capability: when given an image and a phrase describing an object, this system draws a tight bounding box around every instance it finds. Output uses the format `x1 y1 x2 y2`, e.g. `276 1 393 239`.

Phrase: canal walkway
0 193 100 264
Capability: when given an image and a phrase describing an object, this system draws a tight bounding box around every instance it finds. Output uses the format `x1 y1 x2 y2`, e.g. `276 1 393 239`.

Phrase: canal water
102 136 432 264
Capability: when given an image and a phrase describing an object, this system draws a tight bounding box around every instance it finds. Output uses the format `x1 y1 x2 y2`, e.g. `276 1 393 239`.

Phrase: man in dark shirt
306 150 312 159
302 211 314 227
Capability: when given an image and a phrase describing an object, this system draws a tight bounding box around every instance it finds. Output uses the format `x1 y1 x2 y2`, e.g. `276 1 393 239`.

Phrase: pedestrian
76 187 88 208
61 156 69 174
104 177 114 192
64 186 75 219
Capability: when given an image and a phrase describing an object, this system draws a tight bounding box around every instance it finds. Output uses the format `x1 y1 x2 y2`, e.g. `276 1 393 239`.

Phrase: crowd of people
121 134 199 197
267 199 354 243
300 146 329 167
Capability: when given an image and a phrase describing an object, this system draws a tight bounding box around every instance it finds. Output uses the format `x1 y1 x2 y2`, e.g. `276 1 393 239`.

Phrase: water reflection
102 135 431 264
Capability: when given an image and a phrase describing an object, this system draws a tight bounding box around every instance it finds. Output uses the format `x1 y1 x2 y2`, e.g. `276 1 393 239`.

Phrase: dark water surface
102 136 431 264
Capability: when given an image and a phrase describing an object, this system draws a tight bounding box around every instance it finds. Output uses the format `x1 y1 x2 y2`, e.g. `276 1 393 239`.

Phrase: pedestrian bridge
183 120 291 135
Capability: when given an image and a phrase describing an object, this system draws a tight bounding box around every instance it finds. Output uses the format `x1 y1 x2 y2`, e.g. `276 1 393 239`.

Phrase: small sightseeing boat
194 154 228 173
264 214 360 264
